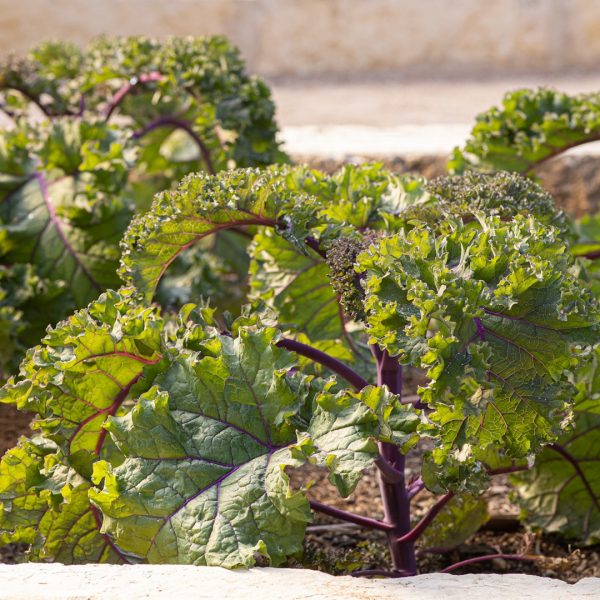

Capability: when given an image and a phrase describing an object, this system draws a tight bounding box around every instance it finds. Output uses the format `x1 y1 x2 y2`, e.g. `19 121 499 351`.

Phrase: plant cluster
0 44 599 576
0 37 286 376
0 161 598 575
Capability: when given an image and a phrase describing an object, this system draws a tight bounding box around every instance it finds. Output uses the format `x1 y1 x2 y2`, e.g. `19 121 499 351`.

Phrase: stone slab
0 565 598 600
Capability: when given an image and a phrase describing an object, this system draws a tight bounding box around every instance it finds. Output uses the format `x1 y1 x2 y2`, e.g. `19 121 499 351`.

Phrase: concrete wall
0 0 599 78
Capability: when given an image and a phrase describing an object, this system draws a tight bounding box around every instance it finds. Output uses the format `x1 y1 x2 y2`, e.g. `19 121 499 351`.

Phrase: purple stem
132 115 215 175
575 248 600 261
407 477 425 500
103 71 164 120
487 464 530 476
7 86 53 117
523 133 600 175
473 316 486 341
375 456 404 484
396 492 454 544
441 553 537 574
309 500 393 532
305 236 326 258
371 345 417 575
276 337 368 391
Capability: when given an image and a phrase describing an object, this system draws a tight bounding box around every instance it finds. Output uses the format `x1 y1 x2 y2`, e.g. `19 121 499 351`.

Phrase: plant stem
487 465 530 476
276 337 368 391
132 116 215 175
103 71 164 120
523 133 600 175
396 492 454 544
407 477 425 500
574 247 600 261
371 345 417 575
440 553 537 574
375 456 404 484
308 500 393 532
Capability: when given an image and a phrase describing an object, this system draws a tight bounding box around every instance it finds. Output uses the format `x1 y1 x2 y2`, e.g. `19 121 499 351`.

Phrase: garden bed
1 153 599 579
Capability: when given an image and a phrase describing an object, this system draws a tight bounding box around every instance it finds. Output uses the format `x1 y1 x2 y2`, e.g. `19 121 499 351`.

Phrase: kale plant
452 89 600 545
0 37 286 376
1 164 597 574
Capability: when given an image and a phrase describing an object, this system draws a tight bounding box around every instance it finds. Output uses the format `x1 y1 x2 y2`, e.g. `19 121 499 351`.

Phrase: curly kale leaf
0 36 287 173
426 170 568 234
512 412 600 545
0 120 133 371
0 289 413 566
1 289 165 475
419 492 489 552
359 212 599 472
512 347 600 545
449 88 600 174
90 330 406 566
119 166 316 300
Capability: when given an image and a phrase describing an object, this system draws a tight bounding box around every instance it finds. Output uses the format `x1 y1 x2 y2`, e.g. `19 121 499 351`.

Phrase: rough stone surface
1 0 600 77
0 565 597 600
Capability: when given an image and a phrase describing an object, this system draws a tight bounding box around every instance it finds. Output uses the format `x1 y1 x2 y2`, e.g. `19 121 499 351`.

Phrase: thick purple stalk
277 337 368 391
132 116 215 175
372 345 417 575
575 248 600 261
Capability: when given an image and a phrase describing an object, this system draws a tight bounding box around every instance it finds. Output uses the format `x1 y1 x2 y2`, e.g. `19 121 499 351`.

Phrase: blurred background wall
1 0 599 79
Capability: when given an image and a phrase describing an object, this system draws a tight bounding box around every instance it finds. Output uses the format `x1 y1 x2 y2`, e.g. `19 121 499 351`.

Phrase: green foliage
419 493 489 551
449 88 600 174
1 159 599 569
0 37 286 171
359 213 597 474
512 347 600 545
0 36 287 377
0 289 409 566
0 119 131 375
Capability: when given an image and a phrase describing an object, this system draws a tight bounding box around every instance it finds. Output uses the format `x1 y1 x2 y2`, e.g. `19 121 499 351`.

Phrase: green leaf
512 412 600 545
359 210 599 466
297 385 419 497
1 288 164 476
119 166 314 300
0 438 54 546
426 170 568 234
1 286 404 566
89 328 402 566
0 120 133 371
0 36 289 378
0 438 125 562
449 88 600 174
249 229 340 341
419 493 489 551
